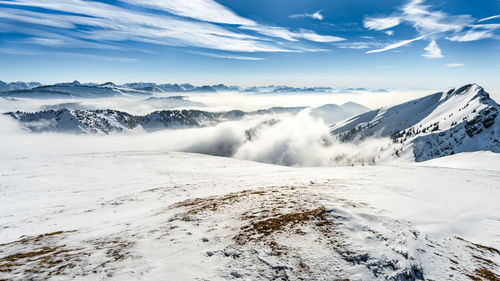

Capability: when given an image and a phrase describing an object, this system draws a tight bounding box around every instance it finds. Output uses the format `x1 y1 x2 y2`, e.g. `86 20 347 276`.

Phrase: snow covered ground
1 150 499 280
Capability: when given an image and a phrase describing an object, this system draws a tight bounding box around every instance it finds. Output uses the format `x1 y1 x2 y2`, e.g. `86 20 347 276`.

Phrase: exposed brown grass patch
473 255 497 266
457 237 500 255
0 230 136 280
456 237 500 281
235 207 332 244
475 267 500 281
467 274 482 281
0 231 75 247
170 189 271 221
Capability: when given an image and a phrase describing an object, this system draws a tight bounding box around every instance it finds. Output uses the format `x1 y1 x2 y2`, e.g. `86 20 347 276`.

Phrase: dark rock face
465 107 498 137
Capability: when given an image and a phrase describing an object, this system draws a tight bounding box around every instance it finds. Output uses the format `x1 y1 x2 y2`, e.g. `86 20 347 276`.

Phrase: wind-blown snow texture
331 84 500 161
0 151 499 280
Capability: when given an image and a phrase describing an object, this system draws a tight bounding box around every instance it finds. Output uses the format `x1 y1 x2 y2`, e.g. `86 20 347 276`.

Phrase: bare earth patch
0 230 137 280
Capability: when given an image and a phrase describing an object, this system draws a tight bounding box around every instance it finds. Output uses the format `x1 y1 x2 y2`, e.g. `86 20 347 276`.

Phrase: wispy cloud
289 10 324 21
192 51 265 61
364 17 400 31
0 0 279 52
120 0 255 25
447 24 500 42
366 35 425 53
400 0 472 34
422 39 443 58
477 15 500 23
334 41 382 50
298 29 345 42
363 0 498 56
0 0 344 55
241 25 345 43
445 63 464 67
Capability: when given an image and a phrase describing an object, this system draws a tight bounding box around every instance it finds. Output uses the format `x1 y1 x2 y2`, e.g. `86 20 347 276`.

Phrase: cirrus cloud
363 0 499 58
289 10 324 21
0 0 344 57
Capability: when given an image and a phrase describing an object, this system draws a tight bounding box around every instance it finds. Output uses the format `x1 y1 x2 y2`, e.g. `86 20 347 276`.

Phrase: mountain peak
100 82 116 87
445 83 486 98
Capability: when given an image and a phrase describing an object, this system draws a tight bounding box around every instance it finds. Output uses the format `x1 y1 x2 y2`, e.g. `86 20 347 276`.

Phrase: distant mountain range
0 80 390 97
6 103 369 134
0 81 42 92
331 84 500 161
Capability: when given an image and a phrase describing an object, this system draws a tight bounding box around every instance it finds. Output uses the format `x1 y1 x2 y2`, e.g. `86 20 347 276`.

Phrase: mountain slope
331 84 500 161
5 109 238 134
5 102 369 134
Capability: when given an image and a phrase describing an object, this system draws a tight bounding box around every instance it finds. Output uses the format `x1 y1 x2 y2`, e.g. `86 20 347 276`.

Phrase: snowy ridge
0 80 399 97
0 81 41 92
5 109 229 134
0 81 220 98
331 84 500 161
5 103 369 134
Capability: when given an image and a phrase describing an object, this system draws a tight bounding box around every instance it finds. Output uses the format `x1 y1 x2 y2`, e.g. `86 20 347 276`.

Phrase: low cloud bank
1 110 396 166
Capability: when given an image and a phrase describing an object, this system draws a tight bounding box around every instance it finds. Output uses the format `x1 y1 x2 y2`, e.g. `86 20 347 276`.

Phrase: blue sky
0 0 499 90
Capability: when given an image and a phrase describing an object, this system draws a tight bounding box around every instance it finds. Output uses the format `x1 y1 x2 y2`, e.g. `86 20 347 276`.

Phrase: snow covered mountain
331 84 499 161
5 103 369 134
0 81 220 98
0 82 140 98
0 80 396 97
311 102 370 124
0 81 41 92
5 109 240 134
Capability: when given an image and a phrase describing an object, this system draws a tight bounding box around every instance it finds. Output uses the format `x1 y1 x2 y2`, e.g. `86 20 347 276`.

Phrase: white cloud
422 39 443 58
366 35 425 53
289 10 324 21
335 41 381 50
119 0 255 25
445 63 464 67
401 0 472 34
0 0 286 52
364 17 400 31
477 15 500 23
447 30 493 42
192 51 264 61
385 30 394 36
363 0 497 56
241 25 299 41
447 24 500 42
298 29 345 42
0 0 345 54
241 25 344 43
